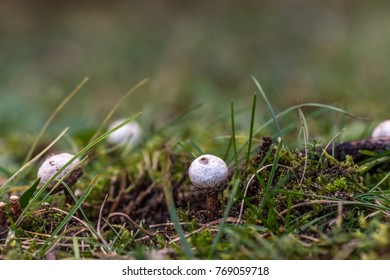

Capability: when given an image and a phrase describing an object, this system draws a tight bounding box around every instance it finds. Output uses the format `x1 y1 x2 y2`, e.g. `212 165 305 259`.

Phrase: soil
102 173 207 227
101 136 390 227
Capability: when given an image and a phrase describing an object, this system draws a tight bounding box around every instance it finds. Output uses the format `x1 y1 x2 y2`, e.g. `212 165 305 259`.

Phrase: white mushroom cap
372 120 390 138
9 195 19 204
188 154 228 190
107 119 142 147
37 153 80 185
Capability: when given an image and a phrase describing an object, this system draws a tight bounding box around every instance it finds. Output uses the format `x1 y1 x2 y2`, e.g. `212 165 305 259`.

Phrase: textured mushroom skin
107 119 142 147
188 154 228 190
37 153 81 185
372 120 390 137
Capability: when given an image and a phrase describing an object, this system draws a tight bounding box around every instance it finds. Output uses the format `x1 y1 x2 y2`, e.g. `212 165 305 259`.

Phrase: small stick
300 137 390 162
327 136 390 161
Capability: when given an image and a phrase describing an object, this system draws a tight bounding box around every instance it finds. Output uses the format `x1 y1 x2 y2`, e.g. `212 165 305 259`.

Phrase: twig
328 136 390 161
323 128 346 156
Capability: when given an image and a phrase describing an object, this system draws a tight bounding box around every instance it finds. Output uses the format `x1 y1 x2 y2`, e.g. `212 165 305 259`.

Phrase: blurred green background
0 0 389 136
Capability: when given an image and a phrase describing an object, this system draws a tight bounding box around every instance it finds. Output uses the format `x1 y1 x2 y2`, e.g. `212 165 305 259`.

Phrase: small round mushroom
9 195 22 222
188 154 228 221
37 153 83 190
107 119 142 148
372 120 390 138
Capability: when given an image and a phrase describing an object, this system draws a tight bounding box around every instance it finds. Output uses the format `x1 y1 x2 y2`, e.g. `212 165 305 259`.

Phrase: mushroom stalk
205 190 219 221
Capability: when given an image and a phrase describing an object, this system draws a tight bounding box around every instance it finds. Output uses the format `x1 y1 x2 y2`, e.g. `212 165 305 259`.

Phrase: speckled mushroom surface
188 154 228 190
37 153 80 185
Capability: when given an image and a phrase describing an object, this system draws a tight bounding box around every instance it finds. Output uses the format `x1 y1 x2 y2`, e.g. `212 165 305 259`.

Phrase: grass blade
258 138 283 213
89 78 148 144
297 107 308 186
73 237 80 259
61 179 101 240
21 114 141 216
368 171 390 192
38 175 99 256
245 94 257 172
0 127 69 194
0 166 13 178
189 140 204 156
251 76 283 139
162 150 194 259
223 136 233 162
16 156 88 225
231 102 239 175
24 77 89 164
209 178 240 258
228 103 367 165
253 102 367 137
19 178 40 208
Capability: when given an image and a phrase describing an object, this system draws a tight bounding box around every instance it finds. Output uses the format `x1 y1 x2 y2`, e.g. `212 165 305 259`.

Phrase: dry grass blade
0 128 69 194
170 217 239 243
323 128 346 157
108 212 153 236
89 78 148 144
24 77 89 164
297 107 308 186
336 201 343 229
33 207 98 238
97 194 110 251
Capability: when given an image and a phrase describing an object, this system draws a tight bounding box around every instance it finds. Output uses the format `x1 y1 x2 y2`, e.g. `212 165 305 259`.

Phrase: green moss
326 177 348 192
239 138 367 232
18 210 65 235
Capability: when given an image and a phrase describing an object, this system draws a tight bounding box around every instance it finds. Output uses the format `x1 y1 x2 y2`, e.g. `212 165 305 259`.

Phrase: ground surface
1 1 390 260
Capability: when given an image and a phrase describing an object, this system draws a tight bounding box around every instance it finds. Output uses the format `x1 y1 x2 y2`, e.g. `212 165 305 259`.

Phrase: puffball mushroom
37 153 83 190
188 154 228 221
372 120 390 138
107 119 142 148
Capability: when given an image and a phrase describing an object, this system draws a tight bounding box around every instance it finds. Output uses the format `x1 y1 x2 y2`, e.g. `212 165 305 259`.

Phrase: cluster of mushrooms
1 119 390 240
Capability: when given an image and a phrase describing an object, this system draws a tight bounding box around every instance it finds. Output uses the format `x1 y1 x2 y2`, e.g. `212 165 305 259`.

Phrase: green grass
0 78 389 260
